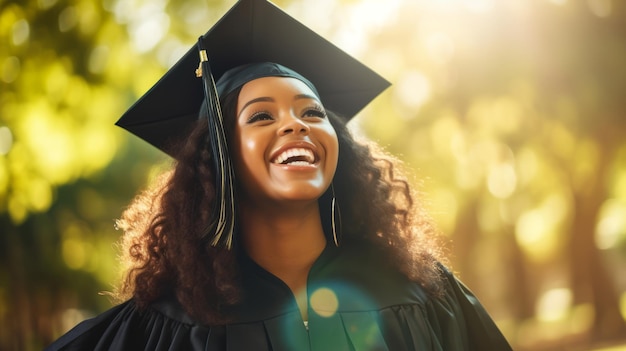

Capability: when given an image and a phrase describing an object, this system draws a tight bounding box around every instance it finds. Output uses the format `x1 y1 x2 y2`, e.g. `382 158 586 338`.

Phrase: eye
302 106 327 119
247 111 273 124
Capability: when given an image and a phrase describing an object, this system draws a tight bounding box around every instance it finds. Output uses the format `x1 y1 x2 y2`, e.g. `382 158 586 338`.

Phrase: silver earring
331 184 341 247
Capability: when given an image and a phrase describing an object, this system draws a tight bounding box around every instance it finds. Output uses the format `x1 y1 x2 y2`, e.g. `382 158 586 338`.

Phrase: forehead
238 76 319 103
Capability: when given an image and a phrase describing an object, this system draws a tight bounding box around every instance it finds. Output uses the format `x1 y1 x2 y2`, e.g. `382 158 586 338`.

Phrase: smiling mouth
271 148 317 166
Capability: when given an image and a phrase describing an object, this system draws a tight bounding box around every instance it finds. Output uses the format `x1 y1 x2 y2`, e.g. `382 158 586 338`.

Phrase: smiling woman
44 0 512 350
233 76 338 208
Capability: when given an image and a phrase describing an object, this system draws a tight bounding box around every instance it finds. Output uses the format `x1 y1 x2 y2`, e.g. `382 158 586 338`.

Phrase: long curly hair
114 87 446 325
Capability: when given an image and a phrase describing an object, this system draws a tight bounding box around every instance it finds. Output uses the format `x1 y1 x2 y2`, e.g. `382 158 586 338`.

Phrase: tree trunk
568 145 626 345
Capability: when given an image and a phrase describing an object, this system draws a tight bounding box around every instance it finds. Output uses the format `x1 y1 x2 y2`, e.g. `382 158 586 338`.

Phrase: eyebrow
294 93 320 102
238 94 321 118
239 97 274 117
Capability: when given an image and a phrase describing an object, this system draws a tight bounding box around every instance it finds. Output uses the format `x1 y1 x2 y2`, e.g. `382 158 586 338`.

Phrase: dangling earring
331 184 342 247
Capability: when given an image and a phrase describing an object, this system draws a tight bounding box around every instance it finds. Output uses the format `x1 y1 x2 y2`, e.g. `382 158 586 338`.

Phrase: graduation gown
45 244 512 350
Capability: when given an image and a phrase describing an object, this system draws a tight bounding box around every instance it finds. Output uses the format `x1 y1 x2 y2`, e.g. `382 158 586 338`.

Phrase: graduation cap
115 0 390 248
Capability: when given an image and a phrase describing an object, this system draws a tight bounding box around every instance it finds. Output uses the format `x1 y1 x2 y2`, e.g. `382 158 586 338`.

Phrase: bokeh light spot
487 163 517 199
0 127 13 155
515 194 569 262
310 288 339 318
38 0 59 10
62 237 86 270
58 6 78 32
26 177 52 212
129 4 170 53
0 159 8 196
1 56 21 83
8 195 27 224
595 199 626 250
11 19 29 45
88 45 109 74
536 288 572 322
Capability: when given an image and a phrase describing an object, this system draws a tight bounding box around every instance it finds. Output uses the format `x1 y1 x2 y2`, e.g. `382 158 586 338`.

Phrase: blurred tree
0 0 166 349
359 0 626 349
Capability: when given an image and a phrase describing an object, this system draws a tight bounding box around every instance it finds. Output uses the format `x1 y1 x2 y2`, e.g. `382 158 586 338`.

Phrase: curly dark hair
114 87 446 325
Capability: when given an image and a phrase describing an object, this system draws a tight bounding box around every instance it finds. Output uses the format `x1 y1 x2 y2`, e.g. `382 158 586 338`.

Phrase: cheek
233 130 266 175
321 126 339 165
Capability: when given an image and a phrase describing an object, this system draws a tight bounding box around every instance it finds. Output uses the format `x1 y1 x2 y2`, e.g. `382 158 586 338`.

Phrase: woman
47 0 512 350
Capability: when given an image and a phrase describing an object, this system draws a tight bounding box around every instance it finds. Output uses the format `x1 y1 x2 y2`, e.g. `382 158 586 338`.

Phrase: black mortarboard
115 0 389 156
115 0 390 248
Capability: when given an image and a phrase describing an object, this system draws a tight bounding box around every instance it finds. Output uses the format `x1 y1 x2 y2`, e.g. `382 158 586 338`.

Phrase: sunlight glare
338 0 402 56
129 9 170 53
423 0 493 12
113 0 169 53
395 70 432 115
425 32 455 64
349 0 402 29
463 0 495 13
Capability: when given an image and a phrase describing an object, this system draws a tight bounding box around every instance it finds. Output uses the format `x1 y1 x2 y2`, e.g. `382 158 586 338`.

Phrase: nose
278 115 310 136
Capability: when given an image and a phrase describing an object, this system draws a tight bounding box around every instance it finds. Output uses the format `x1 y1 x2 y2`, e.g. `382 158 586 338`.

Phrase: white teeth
273 148 315 165
287 161 311 166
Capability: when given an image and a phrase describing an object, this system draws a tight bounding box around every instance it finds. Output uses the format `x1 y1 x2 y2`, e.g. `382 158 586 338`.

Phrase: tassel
196 37 236 249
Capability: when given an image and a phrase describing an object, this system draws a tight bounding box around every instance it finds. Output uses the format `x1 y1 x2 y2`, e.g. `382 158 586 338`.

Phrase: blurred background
1 0 625 350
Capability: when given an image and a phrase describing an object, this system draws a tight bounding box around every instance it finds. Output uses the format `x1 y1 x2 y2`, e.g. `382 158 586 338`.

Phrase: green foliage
0 0 166 349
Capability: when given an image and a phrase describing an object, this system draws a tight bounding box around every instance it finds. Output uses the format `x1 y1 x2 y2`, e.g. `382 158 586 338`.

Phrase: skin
232 77 339 321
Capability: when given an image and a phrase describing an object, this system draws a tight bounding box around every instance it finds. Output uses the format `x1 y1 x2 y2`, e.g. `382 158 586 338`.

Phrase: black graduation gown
45 244 512 350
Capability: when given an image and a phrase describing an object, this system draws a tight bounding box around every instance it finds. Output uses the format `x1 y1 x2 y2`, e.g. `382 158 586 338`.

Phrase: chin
276 185 328 202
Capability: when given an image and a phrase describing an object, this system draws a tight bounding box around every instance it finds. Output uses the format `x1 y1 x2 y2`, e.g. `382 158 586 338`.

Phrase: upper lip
270 141 319 165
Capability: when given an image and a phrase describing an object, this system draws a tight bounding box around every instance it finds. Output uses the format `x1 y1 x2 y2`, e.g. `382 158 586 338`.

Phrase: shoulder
44 300 135 350
311 244 431 309
309 246 512 349
44 299 215 351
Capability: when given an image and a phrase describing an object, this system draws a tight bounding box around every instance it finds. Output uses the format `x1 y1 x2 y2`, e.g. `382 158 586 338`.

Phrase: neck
239 201 327 292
